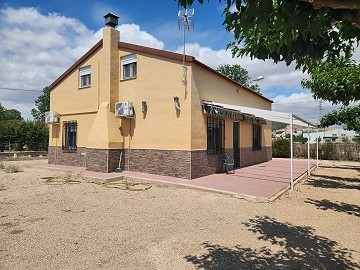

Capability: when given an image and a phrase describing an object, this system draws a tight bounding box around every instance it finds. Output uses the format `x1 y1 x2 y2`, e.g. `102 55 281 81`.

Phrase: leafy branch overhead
176 0 360 70
302 58 360 130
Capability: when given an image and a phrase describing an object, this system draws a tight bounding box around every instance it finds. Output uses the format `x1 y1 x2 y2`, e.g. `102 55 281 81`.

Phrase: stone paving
34 158 316 201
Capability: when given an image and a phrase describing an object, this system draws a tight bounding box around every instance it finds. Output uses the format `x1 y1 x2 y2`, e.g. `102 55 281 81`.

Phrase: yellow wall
190 63 272 150
118 49 192 150
48 113 97 148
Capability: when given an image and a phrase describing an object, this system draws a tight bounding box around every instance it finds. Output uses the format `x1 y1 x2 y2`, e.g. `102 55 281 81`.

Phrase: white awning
203 101 316 128
203 100 318 192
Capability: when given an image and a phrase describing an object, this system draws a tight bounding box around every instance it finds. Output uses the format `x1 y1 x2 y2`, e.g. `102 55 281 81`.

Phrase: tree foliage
302 58 360 105
176 0 360 71
31 86 50 121
319 105 360 131
0 103 48 151
293 134 308 144
216 64 260 93
302 58 360 131
0 103 22 121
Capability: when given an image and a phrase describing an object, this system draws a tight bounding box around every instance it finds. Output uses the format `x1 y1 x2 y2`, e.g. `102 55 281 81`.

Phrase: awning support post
316 128 319 168
290 113 294 191
307 124 310 176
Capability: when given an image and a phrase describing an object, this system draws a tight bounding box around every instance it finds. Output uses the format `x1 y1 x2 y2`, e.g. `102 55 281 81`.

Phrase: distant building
303 127 358 143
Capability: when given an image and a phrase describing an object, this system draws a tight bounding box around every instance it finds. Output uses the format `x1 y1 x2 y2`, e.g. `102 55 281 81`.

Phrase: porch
34 158 315 201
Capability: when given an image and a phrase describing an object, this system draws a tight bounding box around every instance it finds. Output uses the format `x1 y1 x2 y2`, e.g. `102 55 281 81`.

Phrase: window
62 121 77 151
207 117 224 154
79 66 91 87
253 124 261 150
121 54 137 79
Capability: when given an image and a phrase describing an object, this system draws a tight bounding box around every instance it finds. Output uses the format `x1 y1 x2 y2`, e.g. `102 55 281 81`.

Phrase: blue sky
1 0 356 121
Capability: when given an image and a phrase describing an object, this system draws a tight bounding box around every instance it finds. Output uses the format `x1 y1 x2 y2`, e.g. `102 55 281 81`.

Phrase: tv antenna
178 9 194 86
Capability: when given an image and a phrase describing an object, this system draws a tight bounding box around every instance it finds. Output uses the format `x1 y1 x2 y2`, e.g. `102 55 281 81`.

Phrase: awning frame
203 101 318 191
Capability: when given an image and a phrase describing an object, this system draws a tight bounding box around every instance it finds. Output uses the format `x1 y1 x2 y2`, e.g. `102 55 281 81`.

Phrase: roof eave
48 39 104 91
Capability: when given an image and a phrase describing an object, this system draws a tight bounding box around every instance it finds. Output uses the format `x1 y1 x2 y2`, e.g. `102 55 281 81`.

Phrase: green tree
31 86 50 121
216 64 261 93
0 103 22 121
25 122 49 150
293 134 308 144
302 58 360 130
177 0 360 71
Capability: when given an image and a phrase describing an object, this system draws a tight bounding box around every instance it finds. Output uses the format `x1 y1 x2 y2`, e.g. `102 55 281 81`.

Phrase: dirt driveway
0 159 359 270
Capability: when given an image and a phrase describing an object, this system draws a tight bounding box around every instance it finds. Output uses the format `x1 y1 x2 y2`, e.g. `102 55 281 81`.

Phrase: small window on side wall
121 54 137 80
79 66 91 88
253 124 261 150
62 121 77 151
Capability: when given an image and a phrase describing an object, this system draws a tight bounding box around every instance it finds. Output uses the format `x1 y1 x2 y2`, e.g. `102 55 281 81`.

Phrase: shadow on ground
306 177 360 190
319 165 360 172
305 199 360 217
185 216 359 270
311 173 360 184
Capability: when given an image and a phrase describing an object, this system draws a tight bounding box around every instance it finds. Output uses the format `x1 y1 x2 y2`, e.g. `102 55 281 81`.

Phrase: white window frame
121 54 137 80
79 66 91 88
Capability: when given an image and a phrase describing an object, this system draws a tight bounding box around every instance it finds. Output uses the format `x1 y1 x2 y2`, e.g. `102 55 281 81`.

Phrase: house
47 13 273 179
303 127 359 143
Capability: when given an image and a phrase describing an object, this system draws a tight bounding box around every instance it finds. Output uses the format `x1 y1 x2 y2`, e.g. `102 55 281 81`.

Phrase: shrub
4 165 23 173
272 139 290 158
319 143 339 160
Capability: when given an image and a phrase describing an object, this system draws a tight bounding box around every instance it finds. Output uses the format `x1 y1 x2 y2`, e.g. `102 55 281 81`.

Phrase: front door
233 122 240 168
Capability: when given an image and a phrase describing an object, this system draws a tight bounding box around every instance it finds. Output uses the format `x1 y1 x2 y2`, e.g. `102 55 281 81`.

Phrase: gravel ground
0 159 359 270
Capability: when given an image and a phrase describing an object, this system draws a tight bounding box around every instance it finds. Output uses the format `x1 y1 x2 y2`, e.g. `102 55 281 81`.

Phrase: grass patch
4 165 23 173
0 162 5 169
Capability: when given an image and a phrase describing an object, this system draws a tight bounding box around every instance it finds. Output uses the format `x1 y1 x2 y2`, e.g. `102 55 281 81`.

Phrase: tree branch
298 0 360 10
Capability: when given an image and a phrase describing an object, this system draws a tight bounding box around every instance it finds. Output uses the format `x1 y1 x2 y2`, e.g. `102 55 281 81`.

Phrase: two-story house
47 13 273 179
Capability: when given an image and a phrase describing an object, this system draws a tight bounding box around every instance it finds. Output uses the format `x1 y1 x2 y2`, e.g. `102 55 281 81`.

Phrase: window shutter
79 66 91 76
121 54 137 65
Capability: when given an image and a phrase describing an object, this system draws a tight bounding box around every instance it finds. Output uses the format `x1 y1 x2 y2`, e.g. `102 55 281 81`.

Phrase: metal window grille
207 117 225 154
253 124 262 150
62 121 77 151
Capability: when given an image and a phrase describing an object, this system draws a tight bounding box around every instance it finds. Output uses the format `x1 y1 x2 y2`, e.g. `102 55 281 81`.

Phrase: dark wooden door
233 122 240 168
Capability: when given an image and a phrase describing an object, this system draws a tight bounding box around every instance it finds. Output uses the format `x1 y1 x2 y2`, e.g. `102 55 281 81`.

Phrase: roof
48 39 273 103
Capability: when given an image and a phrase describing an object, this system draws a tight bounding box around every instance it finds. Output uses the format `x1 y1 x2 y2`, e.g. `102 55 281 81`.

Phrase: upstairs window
253 124 262 150
79 66 91 87
121 54 137 80
62 121 77 151
207 117 224 155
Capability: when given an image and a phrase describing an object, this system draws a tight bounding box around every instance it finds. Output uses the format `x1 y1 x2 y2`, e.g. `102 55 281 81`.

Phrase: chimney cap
104 13 119 28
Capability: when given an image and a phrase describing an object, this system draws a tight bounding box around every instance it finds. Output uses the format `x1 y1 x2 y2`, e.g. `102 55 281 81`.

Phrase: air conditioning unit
115 102 134 118
45 111 59 123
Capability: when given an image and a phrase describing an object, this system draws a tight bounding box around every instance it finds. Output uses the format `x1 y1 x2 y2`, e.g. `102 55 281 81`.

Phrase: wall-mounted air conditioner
115 102 134 118
45 111 59 123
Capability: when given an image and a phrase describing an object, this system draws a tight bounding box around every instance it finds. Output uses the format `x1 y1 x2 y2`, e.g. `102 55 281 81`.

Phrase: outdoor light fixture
174 96 180 110
142 101 147 113
237 76 264 93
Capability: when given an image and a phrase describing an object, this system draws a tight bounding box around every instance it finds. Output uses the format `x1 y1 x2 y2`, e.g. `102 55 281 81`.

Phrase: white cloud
0 7 164 119
118 24 164 49
271 92 347 123
176 43 309 90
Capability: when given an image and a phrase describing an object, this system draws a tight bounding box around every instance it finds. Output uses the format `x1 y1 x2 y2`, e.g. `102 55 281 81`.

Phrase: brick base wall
240 146 272 167
124 149 191 179
86 148 122 173
48 146 86 167
48 146 272 179
190 148 233 179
